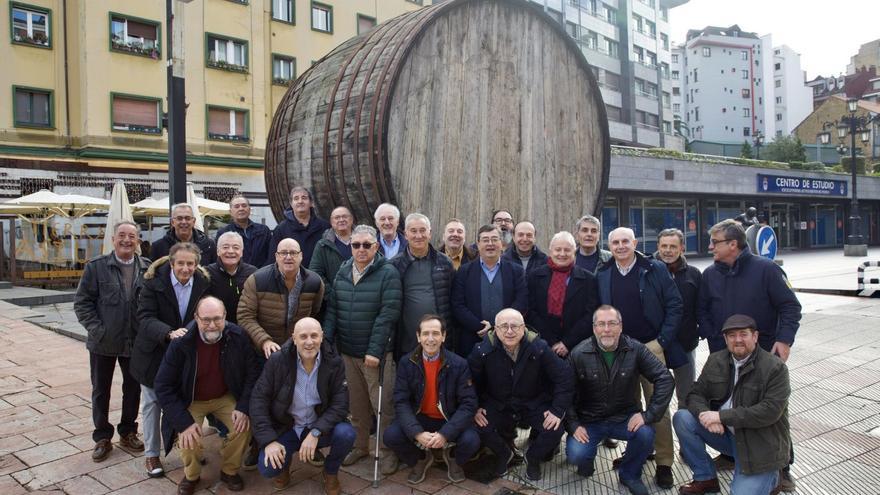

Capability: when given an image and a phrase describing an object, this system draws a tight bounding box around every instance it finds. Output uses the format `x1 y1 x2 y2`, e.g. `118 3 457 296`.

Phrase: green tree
762 135 807 163
740 140 753 158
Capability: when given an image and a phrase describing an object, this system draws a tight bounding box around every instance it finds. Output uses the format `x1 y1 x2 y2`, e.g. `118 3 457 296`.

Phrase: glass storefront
808 204 843 247
627 198 699 254
600 197 619 250
767 203 800 249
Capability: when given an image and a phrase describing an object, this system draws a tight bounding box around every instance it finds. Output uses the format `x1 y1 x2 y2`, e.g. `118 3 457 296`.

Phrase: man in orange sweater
384 315 480 484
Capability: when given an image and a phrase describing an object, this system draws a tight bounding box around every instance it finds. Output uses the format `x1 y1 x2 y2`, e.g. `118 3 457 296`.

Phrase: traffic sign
756 226 777 260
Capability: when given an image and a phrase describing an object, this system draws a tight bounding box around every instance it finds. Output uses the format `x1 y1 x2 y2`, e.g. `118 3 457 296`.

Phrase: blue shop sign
757 174 847 197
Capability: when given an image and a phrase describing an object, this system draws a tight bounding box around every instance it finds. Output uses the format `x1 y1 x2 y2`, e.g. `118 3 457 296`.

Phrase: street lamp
165 0 195 211
753 131 764 159
818 97 880 256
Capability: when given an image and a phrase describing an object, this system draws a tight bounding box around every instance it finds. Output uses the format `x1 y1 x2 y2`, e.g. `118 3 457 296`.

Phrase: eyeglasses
709 238 732 246
478 237 501 244
173 216 194 222
351 242 374 250
493 218 513 224
594 320 621 329
276 250 301 258
197 315 224 326
495 322 524 332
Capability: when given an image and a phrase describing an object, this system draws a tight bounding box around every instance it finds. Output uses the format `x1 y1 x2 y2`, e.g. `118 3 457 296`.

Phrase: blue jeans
384 415 480 467
257 422 356 476
673 410 779 495
565 418 654 481
140 385 161 458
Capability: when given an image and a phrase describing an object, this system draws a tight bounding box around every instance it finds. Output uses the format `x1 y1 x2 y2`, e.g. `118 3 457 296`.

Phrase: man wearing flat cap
673 314 791 495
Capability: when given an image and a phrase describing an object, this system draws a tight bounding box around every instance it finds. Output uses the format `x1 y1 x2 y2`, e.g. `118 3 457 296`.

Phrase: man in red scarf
527 231 600 358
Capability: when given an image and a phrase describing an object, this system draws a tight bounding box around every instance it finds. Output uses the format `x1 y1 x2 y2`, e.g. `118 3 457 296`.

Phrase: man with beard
154 297 259 494
491 209 514 250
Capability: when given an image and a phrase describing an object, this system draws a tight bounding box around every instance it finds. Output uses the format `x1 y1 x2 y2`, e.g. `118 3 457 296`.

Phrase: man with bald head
309 206 355 301
250 318 354 493
438 219 477 270
596 227 683 489
238 238 325 359
468 308 573 481
502 221 547 275
154 296 260 494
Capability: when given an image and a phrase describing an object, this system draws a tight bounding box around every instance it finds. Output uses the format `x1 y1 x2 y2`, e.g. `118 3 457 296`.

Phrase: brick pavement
0 293 879 494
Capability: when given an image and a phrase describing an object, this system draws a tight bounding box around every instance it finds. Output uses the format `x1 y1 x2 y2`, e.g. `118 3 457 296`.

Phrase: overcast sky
669 0 880 80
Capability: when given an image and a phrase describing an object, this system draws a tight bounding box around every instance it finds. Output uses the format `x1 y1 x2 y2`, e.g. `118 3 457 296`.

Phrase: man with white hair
389 213 455 361
526 231 599 358
595 227 683 489
151 203 216 266
574 215 611 274
215 195 272 267
374 203 408 259
207 232 257 325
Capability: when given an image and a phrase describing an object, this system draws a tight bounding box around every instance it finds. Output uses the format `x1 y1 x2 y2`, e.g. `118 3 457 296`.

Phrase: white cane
371 355 387 488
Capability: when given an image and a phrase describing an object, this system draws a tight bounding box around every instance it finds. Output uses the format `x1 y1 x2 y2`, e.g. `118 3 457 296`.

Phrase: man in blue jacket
468 308 573 482
385 314 479 485
269 186 330 268
596 227 683 489
154 297 260 495
452 225 528 357
697 219 801 492
215 195 271 267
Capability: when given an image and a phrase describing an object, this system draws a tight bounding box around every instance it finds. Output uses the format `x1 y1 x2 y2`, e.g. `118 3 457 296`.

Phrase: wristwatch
310 429 321 438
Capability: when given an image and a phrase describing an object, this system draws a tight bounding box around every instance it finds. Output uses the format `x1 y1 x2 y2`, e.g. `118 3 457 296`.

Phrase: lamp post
753 131 764 159
818 97 880 256
165 0 194 211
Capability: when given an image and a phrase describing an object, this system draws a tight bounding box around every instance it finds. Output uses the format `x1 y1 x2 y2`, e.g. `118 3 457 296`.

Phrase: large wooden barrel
265 0 609 245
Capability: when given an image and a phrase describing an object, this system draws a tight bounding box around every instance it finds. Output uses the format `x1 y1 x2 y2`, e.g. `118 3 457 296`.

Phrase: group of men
75 188 801 495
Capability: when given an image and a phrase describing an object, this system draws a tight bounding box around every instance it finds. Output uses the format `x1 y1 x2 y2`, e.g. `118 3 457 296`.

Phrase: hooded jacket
269 207 330 268
131 256 211 388
150 228 216 266
74 252 151 356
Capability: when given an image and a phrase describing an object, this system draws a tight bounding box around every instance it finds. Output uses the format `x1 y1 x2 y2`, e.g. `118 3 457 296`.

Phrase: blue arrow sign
756 226 777 260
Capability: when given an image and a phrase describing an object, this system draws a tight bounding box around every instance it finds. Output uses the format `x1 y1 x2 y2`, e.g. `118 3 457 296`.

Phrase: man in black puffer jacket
250 318 354 494
565 305 673 495
388 213 455 361
149 203 216 266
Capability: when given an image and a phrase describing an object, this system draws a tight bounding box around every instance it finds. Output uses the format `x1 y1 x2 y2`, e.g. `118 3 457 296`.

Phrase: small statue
735 207 758 228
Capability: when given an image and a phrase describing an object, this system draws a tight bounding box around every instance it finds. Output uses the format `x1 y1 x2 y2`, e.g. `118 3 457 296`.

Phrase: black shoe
603 438 619 448
542 445 560 462
242 444 258 471
655 464 674 489
525 458 542 481
713 453 735 470
613 452 655 469
576 459 595 478
619 476 649 495
495 447 515 478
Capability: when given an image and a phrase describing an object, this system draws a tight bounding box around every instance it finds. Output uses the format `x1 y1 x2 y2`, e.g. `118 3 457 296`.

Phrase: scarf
547 258 573 318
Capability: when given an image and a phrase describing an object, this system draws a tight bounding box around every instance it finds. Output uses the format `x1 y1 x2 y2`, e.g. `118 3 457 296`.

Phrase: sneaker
619 476 649 495
655 464 674 489
525 458 542 481
443 447 465 483
145 456 164 478
380 454 399 475
342 447 368 466
713 453 735 470
273 470 291 490
220 472 244 492
576 459 595 478
406 454 434 484
118 432 144 452
92 439 112 462
308 449 326 467
774 468 796 493
495 446 515 478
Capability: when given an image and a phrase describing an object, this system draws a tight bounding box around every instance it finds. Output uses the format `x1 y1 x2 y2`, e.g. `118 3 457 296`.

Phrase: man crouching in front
154 296 259 494
250 317 355 494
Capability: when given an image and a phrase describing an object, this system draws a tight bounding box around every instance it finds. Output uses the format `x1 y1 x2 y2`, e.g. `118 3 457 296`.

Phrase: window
646 21 656 39
206 34 248 72
272 0 293 23
758 97 762 104
673 103 680 113
565 21 577 38
660 7 668 21
694 107 699 122
672 87 680 96
693 68 698 83
311 2 332 33
207 106 249 142
743 127 750 136
605 104 622 122
671 53 679 64
646 51 657 67
663 121 672 134
272 54 295 85
604 5 617 23
11 3 50 47
776 113 782 121
775 79 781 88
662 92 671 108
774 62 781 71
661 33 669 51
110 14 160 58
742 69 749 79
702 47 711 57
741 50 748 60
604 37 618 58
604 71 621 90
775 96 782 104
357 14 376 35
633 45 644 63
661 62 669 79
581 29 598 51
742 89 750 98
13 86 53 128
111 94 161 134
742 108 750 117
632 14 643 33
671 70 679 80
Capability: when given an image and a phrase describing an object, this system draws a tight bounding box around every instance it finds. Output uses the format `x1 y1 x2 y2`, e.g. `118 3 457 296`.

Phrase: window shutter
209 108 230 134
127 20 156 41
113 97 157 127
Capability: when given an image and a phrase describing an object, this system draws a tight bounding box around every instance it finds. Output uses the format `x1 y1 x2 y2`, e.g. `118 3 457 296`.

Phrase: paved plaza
0 250 879 493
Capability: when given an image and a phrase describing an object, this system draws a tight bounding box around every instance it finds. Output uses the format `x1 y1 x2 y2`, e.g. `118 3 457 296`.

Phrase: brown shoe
92 439 112 462
679 478 721 494
118 432 144 452
145 456 164 478
177 476 199 495
273 469 291 490
324 472 341 495
220 472 244 491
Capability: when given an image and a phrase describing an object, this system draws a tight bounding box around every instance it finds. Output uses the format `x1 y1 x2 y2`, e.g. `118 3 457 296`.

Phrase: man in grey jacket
75 221 151 462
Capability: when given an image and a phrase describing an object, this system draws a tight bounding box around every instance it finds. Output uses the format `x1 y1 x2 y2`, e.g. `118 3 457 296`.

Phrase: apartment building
771 44 812 138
